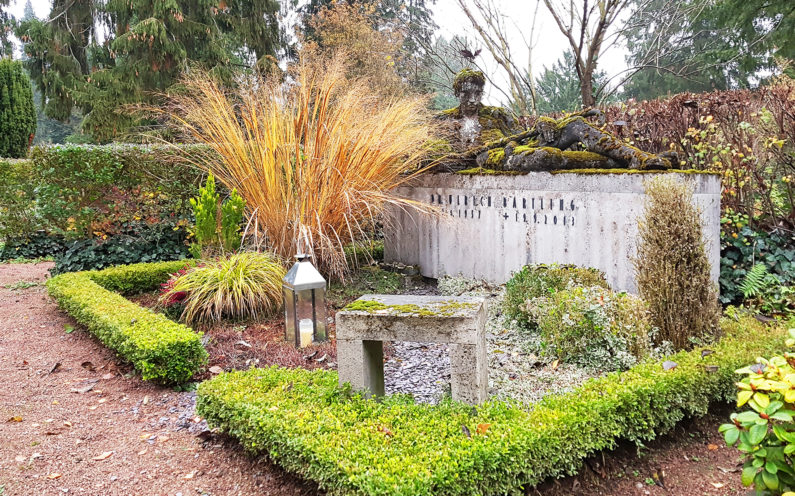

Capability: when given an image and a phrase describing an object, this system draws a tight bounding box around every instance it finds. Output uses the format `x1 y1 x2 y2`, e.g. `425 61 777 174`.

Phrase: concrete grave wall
384 171 721 293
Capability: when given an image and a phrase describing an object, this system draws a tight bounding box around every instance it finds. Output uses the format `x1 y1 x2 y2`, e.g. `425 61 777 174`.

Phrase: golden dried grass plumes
163 56 434 279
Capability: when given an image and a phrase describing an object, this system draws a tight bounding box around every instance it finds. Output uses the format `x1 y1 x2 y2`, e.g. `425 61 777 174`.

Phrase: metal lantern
282 254 327 348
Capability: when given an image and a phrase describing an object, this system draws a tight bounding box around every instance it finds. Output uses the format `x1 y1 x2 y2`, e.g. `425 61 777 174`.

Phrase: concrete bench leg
337 338 385 398
450 340 488 405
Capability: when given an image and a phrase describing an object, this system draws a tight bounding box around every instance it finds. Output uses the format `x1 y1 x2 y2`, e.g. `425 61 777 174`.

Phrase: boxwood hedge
197 313 792 496
47 260 206 383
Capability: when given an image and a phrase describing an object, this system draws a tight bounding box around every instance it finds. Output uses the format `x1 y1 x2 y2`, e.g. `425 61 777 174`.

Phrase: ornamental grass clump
633 176 721 350
159 252 285 324
159 54 434 279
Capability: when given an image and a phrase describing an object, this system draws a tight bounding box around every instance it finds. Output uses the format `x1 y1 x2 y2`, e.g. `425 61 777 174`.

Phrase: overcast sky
9 0 631 106
431 0 630 105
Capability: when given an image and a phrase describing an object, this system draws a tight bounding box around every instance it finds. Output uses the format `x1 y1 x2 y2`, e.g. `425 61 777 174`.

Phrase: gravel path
0 263 316 496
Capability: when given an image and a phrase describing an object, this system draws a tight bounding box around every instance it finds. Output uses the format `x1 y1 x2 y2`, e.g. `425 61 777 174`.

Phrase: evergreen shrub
1 145 207 265
197 313 790 496
0 59 36 158
504 263 609 329
47 260 206 383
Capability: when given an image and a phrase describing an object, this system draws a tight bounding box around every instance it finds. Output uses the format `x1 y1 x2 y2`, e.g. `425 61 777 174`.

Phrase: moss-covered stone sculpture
434 68 678 172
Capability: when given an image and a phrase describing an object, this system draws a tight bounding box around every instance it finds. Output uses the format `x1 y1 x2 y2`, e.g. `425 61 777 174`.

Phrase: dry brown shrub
633 176 721 350
525 77 795 229
302 1 407 97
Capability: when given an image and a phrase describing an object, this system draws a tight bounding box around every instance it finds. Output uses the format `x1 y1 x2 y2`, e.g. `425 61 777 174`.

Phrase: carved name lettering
428 191 578 226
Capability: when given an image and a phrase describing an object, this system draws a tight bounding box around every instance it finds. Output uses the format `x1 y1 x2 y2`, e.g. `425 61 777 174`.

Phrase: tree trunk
580 69 595 108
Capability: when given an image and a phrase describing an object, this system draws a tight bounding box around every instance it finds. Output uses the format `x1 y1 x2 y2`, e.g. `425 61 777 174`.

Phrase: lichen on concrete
343 298 477 317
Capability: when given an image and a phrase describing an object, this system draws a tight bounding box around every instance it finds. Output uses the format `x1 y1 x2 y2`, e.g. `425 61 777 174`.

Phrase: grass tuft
160 252 286 324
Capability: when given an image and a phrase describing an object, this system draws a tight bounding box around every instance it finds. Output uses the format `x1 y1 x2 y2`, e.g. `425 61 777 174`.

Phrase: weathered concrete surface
336 294 488 404
384 172 721 292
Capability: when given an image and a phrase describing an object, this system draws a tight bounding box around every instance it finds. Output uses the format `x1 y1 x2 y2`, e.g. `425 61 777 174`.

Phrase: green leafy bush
28 144 202 238
721 328 795 494
504 263 609 330
51 220 190 274
525 286 651 370
0 59 36 158
720 210 795 307
159 252 285 324
197 313 790 496
0 231 67 261
0 159 41 239
0 145 204 265
47 260 207 383
634 176 721 349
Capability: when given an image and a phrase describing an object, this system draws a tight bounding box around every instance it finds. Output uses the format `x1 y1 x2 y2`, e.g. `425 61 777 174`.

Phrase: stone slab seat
335 294 488 405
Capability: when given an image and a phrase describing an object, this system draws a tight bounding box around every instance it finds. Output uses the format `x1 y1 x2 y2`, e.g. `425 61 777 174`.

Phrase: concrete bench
335 294 488 404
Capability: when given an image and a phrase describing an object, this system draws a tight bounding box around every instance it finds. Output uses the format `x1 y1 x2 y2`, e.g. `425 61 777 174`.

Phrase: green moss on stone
550 168 720 175
343 300 389 312
452 68 486 95
457 167 523 176
343 299 478 317
485 148 505 167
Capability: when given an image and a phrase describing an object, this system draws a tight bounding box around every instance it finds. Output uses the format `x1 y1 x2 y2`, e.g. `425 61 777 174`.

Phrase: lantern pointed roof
283 255 326 291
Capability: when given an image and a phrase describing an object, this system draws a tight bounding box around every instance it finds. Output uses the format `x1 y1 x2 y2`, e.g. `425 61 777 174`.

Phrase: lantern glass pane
283 287 296 345
313 288 327 341
296 289 315 347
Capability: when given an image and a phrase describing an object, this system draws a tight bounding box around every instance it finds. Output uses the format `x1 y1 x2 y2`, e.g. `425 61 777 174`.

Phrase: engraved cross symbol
502 213 509 220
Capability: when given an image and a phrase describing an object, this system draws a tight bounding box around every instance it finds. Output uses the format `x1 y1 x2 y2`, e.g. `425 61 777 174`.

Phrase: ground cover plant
197 312 791 496
721 328 795 494
525 285 652 371
720 210 795 309
503 263 609 330
46 260 207 383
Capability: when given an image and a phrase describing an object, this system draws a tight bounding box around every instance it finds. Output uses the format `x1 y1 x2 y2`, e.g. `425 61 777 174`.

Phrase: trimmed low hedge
47 260 206 383
197 313 792 496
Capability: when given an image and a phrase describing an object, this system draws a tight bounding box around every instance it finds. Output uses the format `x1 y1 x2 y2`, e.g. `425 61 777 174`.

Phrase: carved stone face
457 80 483 118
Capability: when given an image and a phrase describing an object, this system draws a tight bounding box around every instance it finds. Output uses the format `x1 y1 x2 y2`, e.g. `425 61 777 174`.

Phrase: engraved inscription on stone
428 191 578 226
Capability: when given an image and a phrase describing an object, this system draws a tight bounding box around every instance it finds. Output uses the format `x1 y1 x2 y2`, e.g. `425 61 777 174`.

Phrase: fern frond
740 263 769 298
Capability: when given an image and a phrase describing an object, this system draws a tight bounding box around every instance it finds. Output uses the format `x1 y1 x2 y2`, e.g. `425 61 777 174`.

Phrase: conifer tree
0 59 37 158
0 0 13 58
217 0 283 69
16 0 93 121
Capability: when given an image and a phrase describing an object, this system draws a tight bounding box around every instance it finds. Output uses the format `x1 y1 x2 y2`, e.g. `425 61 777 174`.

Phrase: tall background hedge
0 59 36 158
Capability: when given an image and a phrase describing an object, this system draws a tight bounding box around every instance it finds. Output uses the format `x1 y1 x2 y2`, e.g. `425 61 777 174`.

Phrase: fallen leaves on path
92 451 114 461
